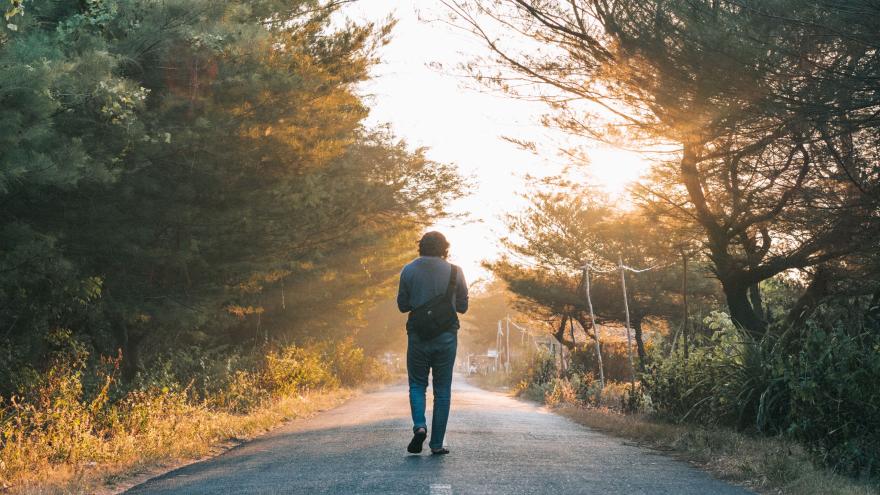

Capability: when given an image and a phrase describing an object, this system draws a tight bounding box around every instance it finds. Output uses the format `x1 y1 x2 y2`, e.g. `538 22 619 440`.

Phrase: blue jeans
407 331 457 450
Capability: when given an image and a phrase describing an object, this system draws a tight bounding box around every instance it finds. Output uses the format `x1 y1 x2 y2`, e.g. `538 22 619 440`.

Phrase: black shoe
431 448 450 455
407 429 427 454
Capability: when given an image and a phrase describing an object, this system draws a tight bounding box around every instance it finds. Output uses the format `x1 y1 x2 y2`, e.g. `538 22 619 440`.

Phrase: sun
583 146 650 197
426 146 650 287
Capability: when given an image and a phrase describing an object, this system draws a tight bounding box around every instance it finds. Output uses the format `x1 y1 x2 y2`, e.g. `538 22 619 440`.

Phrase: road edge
100 381 399 495
465 378 876 495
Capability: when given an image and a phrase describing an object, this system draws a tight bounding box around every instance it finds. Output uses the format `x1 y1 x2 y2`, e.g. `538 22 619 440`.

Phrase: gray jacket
397 256 469 332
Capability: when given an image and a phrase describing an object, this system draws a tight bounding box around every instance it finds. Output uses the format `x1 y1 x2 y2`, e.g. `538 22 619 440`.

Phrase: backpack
408 265 459 340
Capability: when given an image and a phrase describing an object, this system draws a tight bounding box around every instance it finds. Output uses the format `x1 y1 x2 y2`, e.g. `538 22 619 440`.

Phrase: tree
445 0 880 334
0 0 464 391
489 182 720 368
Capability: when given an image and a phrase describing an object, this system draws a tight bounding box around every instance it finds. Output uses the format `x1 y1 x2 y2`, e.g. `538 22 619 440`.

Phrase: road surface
126 379 752 494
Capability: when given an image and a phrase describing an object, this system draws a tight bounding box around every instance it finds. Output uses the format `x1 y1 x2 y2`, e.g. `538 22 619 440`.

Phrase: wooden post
619 255 636 388
496 320 501 372
505 315 511 373
583 265 605 389
681 250 690 361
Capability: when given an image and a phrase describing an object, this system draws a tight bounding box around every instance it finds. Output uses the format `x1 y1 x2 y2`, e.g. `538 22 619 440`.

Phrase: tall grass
0 336 387 493
642 307 880 478
472 334 879 495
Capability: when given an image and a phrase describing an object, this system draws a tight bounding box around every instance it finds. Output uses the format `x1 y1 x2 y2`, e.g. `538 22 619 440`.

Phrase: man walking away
397 231 468 455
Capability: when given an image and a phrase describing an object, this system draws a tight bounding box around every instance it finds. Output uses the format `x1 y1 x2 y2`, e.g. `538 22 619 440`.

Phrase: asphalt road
126 378 752 495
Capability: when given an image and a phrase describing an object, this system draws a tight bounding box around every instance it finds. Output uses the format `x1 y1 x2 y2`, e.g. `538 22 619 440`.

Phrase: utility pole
496 320 502 372
583 265 605 389
505 315 511 372
619 255 636 389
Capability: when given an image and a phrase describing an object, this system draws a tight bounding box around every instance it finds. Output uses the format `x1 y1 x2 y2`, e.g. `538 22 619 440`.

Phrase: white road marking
429 483 452 495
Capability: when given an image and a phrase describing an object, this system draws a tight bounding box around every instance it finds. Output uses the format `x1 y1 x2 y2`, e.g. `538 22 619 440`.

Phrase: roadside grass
556 406 877 495
1 339 390 495
14 388 356 495
468 374 879 495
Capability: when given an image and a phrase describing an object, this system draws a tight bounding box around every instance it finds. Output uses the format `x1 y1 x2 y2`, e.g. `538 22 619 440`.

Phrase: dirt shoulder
467 377 878 495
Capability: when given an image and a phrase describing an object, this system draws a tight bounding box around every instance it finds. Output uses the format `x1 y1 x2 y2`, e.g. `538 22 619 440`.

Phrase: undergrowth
0 333 387 493
470 306 880 495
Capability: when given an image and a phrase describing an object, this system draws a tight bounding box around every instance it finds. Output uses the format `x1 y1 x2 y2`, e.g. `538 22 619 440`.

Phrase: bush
525 351 558 385
568 371 598 404
506 349 648 414
787 318 880 477
643 305 880 478
571 341 639 383
542 377 576 406
263 345 339 395
642 311 788 432
0 337 387 487
210 370 268 413
319 338 388 387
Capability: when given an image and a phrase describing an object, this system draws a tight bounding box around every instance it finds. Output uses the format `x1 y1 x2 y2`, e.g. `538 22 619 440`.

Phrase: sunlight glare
344 1 652 283
584 146 649 196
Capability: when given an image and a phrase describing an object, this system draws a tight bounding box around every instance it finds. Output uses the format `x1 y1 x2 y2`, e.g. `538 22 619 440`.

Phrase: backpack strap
444 265 458 299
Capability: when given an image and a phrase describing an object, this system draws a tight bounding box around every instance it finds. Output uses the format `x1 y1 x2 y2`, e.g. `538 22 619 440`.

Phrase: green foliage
458 0 880 482
507 303 880 479
643 303 880 477
787 311 880 477
457 0 880 334
491 185 717 323
642 317 789 432
489 181 721 371
0 4 456 488
0 0 462 395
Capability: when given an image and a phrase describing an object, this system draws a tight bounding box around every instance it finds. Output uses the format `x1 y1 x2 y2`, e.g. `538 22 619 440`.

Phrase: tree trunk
723 279 767 335
785 268 831 331
113 322 142 383
681 143 768 336
632 315 647 371
749 284 765 321
552 314 575 350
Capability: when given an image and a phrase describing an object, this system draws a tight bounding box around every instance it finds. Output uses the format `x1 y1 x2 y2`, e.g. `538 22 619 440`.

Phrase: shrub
210 370 268 413
0 336 387 488
525 351 557 385
262 345 339 395
319 338 388 387
642 311 789 432
643 304 880 478
786 317 880 477
568 371 598 405
543 377 577 406
571 341 640 383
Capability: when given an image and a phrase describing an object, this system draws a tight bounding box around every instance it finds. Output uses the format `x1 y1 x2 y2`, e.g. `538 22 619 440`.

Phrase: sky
343 1 650 283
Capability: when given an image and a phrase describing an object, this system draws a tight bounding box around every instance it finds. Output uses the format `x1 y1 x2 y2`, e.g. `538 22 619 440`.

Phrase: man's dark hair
418 231 450 258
